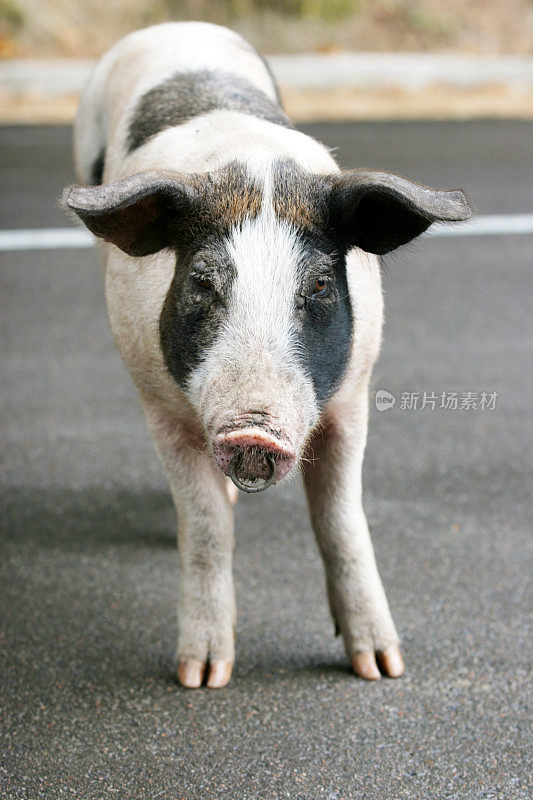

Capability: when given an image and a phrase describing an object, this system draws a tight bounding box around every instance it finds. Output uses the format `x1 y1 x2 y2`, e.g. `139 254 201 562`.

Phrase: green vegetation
407 6 457 39
157 0 362 22
0 0 24 30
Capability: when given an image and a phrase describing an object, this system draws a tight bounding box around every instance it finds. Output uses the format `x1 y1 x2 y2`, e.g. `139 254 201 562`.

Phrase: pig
63 22 472 689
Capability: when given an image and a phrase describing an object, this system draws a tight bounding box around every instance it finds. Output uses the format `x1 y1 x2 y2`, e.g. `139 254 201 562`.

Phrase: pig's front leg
143 401 236 689
303 388 404 680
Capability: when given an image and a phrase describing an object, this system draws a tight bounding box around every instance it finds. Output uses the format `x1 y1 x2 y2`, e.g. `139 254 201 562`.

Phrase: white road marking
427 214 533 238
0 214 532 252
0 227 94 251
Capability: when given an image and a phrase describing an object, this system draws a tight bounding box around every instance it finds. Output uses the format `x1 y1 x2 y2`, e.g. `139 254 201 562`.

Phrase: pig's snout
213 426 296 493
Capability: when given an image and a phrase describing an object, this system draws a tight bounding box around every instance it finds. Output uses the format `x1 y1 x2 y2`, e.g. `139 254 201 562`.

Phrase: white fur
74 23 399 681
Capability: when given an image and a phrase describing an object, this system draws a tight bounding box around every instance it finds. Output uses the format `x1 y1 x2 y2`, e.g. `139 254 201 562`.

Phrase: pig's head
64 161 472 492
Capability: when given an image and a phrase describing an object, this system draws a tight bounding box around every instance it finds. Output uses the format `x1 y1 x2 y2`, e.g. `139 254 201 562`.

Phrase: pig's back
74 22 284 184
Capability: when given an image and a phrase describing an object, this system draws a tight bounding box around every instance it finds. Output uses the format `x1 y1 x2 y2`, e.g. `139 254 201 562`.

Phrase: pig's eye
195 275 214 292
312 276 331 298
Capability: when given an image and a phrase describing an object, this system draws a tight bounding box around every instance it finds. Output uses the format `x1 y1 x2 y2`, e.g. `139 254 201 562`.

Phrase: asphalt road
1 121 532 800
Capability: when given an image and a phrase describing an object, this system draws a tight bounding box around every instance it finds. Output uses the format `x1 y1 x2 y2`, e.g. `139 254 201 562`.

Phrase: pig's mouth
212 426 296 493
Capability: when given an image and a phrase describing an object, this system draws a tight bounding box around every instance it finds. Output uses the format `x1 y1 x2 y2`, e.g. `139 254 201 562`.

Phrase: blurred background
1 1 532 123
1 0 532 57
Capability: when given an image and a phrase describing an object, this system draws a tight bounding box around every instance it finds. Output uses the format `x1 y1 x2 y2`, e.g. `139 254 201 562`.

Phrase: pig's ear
62 171 199 257
328 170 473 255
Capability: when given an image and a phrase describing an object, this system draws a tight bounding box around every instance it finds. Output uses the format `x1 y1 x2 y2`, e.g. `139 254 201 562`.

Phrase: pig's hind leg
303 387 404 680
143 401 236 689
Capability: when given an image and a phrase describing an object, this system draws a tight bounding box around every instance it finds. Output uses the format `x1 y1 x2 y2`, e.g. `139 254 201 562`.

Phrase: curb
1 53 533 95
272 53 533 91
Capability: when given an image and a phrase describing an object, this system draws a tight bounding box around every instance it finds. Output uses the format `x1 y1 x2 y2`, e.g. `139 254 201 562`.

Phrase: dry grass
282 84 533 121
1 0 532 58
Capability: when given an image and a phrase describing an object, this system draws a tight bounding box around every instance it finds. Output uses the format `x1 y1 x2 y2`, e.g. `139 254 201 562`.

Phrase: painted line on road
0 214 533 251
0 227 94 251
427 214 533 238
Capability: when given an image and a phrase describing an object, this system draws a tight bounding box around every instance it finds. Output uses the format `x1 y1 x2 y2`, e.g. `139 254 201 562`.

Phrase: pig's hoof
351 644 404 680
177 658 233 689
206 660 233 689
177 658 205 688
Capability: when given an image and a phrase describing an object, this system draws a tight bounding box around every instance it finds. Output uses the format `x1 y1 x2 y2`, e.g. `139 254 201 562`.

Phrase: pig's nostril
213 426 296 485
229 451 277 494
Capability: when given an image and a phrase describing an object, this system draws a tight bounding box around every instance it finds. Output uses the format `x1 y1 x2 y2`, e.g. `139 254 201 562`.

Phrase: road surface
1 121 531 799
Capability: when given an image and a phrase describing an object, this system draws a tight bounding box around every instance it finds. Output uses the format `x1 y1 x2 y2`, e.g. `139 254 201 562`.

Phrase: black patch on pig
159 163 259 389
127 69 293 152
271 160 353 406
160 241 236 392
296 234 353 407
90 149 105 185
